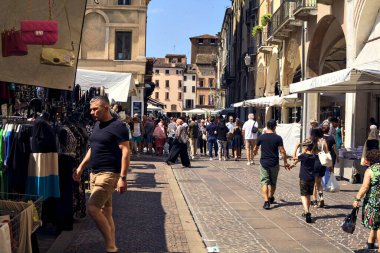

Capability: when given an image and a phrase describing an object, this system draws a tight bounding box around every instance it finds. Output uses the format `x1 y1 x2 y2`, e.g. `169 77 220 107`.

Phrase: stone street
47 153 371 253
172 154 368 253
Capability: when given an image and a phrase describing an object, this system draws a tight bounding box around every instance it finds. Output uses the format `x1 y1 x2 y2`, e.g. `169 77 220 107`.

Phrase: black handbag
341 208 359 234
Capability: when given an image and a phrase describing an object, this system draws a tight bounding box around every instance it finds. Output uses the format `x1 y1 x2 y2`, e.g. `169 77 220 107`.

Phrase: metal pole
301 21 307 143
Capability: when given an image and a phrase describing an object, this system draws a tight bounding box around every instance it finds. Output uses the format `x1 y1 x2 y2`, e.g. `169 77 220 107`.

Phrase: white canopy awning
232 95 299 108
147 104 163 111
183 108 209 115
75 69 134 102
290 10 380 93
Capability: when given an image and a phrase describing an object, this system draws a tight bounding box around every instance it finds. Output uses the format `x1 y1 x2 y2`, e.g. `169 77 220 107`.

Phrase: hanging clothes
26 118 59 199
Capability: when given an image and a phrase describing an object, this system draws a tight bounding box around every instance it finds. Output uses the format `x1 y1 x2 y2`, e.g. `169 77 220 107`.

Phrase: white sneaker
210 157 213 161
191 156 195 160
247 162 251 165
250 161 254 165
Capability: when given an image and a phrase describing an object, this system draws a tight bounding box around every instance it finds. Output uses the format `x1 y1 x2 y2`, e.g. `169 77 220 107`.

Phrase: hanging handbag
318 143 333 167
40 0 75 67
1 28 28 57
20 0 58 45
341 208 359 234
41 44 75 67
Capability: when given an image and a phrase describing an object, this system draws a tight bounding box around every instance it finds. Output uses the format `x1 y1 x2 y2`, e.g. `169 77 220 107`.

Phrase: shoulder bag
41 0 75 67
341 208 359 234
1 28 28 57
318 143 333 167
251 121 258 134
21 0 58 45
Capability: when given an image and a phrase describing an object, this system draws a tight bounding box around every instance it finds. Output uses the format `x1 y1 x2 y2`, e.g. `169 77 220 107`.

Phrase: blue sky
147 0 231 60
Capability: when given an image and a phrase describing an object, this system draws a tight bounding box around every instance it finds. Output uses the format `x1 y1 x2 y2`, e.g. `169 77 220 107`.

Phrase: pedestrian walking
198 119 207 156
216 117 229 161
188 115 199 160
73 96 130 253
336 119 344 150
226 116 235 159
253 119 290 210
361 125 379 167
232 118 242 161
291 139 320 223
242 113 259 165
206 116 218 160
167 117 177 152
321 122 339 190
131 116 143 156
153 120 166 156
143 115 155 154
353 149 380 250
166 119 191 167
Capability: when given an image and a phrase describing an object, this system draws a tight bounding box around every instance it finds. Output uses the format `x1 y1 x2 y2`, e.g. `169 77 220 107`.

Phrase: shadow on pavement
270 200 301 209
63 165 170 253
323 204 352 210
339 189 358 192
128 171 168 189
313 213 347 221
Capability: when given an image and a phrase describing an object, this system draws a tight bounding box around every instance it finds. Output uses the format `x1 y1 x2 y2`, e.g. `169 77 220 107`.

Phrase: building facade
78 0 150 116
257 0 380 149
190 34 220 110
152 55 186 116
183 65 197 110
218 0 259 121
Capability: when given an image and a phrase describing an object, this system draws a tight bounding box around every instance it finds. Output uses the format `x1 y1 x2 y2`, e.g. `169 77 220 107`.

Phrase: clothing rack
0 116 30 125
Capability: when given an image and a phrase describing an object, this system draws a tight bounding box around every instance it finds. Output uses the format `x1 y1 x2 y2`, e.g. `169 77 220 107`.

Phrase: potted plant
251 25 263 38
261 14 272 26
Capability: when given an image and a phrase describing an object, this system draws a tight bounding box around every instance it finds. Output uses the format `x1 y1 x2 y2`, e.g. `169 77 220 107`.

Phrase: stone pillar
345 92 369 148
302 93 319 140
265 106 272 122
281 106 289 123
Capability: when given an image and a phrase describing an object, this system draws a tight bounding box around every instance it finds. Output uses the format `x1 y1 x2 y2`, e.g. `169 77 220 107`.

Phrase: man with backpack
188 115 199 160
242 113 259 165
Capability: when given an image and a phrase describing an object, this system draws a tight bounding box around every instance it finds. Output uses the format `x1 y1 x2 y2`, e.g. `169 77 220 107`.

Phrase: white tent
184 108 209 116
147 104 163 111
232 94 300 108
75 69 134 102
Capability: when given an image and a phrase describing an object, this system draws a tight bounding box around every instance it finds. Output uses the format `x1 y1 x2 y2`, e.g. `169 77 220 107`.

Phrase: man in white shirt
226 116 235 159
242 113 259 165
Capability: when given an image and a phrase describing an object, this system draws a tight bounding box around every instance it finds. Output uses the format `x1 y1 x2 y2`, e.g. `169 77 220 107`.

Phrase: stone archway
256 55 265 97
354 1 380 55
265 48 278 97
282 38 301 95
308 15 346 76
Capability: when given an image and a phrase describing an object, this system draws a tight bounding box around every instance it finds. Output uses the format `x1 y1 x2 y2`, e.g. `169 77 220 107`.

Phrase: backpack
251 121 258 134
191 123 199 138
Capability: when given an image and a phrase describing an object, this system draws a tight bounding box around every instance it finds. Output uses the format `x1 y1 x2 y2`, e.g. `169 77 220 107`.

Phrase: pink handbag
20 20 58 45
1 28 28 57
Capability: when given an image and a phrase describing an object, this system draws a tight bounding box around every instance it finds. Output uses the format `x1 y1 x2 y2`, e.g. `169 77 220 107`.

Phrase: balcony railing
293 0 317 20
269 1 295 37
257 30 273 53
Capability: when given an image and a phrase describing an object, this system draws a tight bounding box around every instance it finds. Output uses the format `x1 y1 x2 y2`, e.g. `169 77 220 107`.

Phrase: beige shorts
245 139 257 150
88 172 119 208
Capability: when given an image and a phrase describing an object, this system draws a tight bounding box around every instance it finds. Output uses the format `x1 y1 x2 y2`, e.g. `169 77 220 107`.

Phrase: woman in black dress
232 118 242 161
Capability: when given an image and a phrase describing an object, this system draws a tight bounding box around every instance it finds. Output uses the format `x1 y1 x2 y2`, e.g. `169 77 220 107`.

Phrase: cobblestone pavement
171 153 370 253
49 156 201 253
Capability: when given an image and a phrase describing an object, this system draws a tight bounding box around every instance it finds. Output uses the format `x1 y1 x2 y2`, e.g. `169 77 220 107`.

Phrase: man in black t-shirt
73 96 130 253
253 119 290 210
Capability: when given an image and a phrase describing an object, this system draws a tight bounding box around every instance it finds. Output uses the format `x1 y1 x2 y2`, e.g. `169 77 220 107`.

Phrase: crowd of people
84 99 380 252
